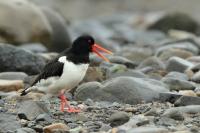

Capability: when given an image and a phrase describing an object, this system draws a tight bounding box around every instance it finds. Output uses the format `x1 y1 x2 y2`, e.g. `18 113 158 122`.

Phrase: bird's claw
65 107 81 113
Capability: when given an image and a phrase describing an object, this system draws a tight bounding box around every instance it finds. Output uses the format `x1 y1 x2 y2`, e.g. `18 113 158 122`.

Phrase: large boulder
0 0 52 46
41 7 71 52
0 43 46 75
75 77 169 104
148 12 200 35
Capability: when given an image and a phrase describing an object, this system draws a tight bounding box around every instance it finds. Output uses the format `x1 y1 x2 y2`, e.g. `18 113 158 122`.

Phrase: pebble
108 111 130 127
16 127 36 133
0 79 24 92
166 56 194 73
43 123 69 133
18 100 49 120
179 90 197 97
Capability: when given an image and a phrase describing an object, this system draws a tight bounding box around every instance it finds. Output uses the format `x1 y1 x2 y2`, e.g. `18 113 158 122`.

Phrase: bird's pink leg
59 90 80 113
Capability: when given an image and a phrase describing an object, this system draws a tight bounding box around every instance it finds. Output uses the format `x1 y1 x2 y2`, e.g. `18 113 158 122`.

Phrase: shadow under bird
20 35 113 113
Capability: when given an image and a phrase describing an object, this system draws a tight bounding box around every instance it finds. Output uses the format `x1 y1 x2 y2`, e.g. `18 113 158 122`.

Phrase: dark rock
33 125 43 133
166 57 194 73
18 100 49 120
0 72 28 80
174 96 200 106
109 111 130 127
75 77 169 104
159 92 184 103
0 113 21 132
41 7 71 52
0 44 46 75
16 128 36 133
148 12 200 35
19 43 48 53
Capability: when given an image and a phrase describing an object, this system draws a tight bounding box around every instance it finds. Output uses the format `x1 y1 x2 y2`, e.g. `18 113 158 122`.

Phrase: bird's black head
69 35 112 63
71 35 95 54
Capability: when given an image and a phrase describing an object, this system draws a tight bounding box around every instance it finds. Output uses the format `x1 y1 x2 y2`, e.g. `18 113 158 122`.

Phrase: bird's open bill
92 44 113 62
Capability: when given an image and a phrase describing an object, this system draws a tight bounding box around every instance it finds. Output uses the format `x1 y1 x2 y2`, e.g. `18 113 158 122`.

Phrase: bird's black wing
21 58 64 96
30 58 64 86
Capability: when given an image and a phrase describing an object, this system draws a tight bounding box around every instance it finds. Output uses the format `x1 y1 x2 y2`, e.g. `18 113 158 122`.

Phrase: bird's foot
59 93 81 113
65 107 81 113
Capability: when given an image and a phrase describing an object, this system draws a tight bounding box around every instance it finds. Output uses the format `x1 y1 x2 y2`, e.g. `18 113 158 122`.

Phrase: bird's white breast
47 56 89 94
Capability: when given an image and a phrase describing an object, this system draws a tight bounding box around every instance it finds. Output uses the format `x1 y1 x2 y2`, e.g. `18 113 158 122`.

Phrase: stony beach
0 0 200 133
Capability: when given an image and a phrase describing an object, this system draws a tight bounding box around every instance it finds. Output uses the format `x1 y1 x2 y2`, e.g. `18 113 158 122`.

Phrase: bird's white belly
47 61 89 94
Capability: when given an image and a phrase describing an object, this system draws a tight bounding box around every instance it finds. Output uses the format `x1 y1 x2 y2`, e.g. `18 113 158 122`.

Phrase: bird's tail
20 86 37 96
20 89 28 96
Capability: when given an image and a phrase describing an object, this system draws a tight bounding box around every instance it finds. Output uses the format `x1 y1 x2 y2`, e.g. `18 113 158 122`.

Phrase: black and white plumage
20 35 112 112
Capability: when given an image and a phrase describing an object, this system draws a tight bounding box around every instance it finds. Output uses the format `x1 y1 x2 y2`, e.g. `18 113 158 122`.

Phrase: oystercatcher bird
21 35 112 112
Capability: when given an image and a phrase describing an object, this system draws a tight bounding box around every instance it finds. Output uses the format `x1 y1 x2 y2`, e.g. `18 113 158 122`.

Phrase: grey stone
111 22 166 44
166 56 194 73
161 77 195 91
174 96 200 106
110 70 147 79
16 128 36 133
75 77 169 104
162 109 185 121
109 111 130 127
108 56 137 68
121 47 153 65
0 72 28 80
36 113 53 123
126 127 168 133
157 48 193 61
164 71 189 81
164 105 200 114
0 44 46 75
137 56 165 70
156 39 199 56
156 117 177 126
18 100 49 120
0 113 21 132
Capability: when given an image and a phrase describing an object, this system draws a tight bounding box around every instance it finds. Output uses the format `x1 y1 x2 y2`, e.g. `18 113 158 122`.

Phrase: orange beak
92 44 113 62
